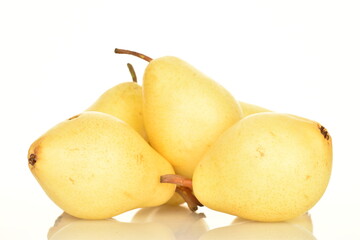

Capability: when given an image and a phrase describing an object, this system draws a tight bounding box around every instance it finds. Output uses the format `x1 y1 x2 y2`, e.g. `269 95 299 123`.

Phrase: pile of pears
28 49 332 222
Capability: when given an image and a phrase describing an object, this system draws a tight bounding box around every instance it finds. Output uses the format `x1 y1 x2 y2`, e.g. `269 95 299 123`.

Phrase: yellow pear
86 64 147 140
28 111 175 219
238 101 270 118
193 112 332 222
89 62 181 206
114 49 243 178
142 56 243 178
48 212 175 240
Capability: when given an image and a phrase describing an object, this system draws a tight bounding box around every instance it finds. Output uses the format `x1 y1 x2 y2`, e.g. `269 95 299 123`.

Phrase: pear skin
165 192 185 205
86 81 147 140
28 111 175 219
89 79 181 205
193 112 332 222
238 101 270 118
143 56 243 178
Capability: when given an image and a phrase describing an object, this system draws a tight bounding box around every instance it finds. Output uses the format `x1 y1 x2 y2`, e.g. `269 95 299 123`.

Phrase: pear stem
160 174 193 189
114 48 153 62
126 63 137 83
176 186 200 212
161 174 203 212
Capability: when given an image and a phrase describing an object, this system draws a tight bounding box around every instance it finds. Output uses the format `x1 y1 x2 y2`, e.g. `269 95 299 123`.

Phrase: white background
1 0 359 239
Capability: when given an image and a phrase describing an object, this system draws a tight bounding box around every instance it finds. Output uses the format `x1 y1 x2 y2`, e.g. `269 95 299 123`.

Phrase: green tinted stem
126 63 137 83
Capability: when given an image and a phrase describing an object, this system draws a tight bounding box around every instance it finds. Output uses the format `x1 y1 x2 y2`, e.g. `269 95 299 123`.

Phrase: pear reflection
199 213 316 240
132 205 209 240
231 212 314 233
48 212 175 240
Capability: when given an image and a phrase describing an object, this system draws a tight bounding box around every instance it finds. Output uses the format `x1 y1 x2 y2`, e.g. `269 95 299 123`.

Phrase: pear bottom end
28 153 37 166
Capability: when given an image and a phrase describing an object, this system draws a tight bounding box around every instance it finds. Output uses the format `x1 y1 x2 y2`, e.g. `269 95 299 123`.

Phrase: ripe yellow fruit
87 81 147 140
193 112 332 222
143 56 243 178
28 111 175 219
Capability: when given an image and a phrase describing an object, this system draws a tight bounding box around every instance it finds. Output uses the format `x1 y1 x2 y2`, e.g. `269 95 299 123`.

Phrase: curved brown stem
161 174 203 212
114 48 153 62
161 174 193 189
176 186 200 212
126 63 137 83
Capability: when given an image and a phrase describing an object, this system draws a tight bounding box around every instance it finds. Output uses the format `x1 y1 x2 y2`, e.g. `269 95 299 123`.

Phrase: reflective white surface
46 208 315 240
1 0 360 239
